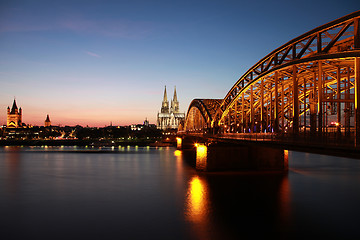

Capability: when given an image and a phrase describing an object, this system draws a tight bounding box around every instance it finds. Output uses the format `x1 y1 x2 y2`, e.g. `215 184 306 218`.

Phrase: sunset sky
0 0 358 127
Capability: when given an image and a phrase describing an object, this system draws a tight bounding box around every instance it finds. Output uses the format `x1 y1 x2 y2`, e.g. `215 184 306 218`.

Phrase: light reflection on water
0 146 360 239
185 175 212 240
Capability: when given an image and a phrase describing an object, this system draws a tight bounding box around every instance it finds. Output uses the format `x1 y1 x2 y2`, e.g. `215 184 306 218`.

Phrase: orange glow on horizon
0 103 158 127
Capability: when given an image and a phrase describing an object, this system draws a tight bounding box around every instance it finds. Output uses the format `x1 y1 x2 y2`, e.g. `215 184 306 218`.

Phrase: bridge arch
183 99 222 132
211 10 360 138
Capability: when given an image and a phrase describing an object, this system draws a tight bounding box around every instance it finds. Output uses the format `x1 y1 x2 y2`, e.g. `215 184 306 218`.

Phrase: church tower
45 114 51 127
7 99 22 128
161 86 169 113
171 86 180 113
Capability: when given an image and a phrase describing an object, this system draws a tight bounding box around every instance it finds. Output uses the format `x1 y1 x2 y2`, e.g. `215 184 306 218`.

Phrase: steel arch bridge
182 99 222 132
180 11 360 148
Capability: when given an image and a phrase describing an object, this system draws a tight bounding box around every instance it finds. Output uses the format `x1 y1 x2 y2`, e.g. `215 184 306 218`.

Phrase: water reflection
186 176 208 221
4 146 22 196
4 147 355 239
278 174 291 231
185 175 213 239
183 172 291 239
174 150 182 157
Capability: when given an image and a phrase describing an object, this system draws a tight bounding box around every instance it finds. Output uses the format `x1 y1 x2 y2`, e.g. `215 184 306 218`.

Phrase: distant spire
45 114 50 122
163 85 168 102
10 98 18 114
12 98 18 110
161 85 170 113
173 86 178 102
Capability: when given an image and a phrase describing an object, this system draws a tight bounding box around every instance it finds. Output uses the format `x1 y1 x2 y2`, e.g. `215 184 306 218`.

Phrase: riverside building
7 99 22 128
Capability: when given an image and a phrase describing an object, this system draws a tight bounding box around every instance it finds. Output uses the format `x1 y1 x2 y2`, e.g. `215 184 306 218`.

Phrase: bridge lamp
195 143 207 171
176 137 182 149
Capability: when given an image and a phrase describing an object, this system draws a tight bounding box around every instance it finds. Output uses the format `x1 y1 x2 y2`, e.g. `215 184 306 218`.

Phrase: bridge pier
178 137 288 172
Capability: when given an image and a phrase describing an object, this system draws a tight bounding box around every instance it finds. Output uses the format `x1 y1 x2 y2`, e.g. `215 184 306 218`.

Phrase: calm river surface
1 146 360 239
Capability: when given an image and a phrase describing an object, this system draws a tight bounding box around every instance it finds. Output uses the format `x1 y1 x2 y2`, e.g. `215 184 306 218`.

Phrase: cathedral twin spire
161 86 179 113
157 86 185 130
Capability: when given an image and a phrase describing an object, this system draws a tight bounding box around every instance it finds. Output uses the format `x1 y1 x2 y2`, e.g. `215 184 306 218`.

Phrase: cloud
85 51 101 58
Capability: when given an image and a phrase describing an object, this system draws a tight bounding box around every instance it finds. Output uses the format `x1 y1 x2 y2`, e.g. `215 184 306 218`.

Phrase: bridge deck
179 132 360 159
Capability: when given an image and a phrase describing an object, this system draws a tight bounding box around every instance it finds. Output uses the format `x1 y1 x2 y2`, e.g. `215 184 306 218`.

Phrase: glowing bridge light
195 144 207 171
176 137 182 149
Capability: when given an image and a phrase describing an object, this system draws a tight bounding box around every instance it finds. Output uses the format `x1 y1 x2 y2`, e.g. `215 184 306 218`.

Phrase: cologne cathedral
157 86 185 130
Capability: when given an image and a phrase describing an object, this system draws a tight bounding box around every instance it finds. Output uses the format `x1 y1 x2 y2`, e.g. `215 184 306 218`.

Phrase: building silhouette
157 86 185 130
45 114 51 127
143 118 149 127
7 99 22 128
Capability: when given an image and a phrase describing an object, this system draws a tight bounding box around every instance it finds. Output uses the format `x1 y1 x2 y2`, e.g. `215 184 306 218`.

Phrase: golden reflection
5 147 21 195
186 176 209 222
189 177 205 216
174 150 184 186
196 144 207 171
185 175 211 239
278 174 291 228
174 150 182 157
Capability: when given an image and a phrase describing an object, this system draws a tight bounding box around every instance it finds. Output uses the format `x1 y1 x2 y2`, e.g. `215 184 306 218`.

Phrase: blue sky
0 0 359 126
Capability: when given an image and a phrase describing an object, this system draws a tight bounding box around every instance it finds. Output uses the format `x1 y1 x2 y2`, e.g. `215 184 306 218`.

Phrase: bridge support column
260 79 264 132
194 142 288 172
274 71 279 133
318 61 323 136
281 79 285 133
355 57 360 147
345 67 351 137
310 72 317 136
292 65 299 135
241 93 245 133
337 67 341 136
250 85 254 133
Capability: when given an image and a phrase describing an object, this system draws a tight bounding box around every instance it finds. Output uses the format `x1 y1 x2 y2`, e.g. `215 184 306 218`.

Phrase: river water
0 146 360 240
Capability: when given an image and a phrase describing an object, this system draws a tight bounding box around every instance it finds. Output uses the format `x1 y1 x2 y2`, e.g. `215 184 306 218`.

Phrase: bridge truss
183 99 222 132
182 11 360 146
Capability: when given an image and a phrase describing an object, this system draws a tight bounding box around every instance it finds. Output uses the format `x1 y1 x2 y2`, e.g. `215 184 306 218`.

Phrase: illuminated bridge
178 11 360 171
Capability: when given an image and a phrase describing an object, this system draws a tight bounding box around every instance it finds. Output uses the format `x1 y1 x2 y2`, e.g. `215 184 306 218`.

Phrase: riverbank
0 139 176 147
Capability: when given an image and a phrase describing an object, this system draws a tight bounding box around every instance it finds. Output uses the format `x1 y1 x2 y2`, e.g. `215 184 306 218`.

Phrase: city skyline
1 0 359 127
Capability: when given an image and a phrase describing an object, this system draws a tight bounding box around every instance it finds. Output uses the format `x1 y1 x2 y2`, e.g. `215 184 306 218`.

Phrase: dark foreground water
1 146 360 240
